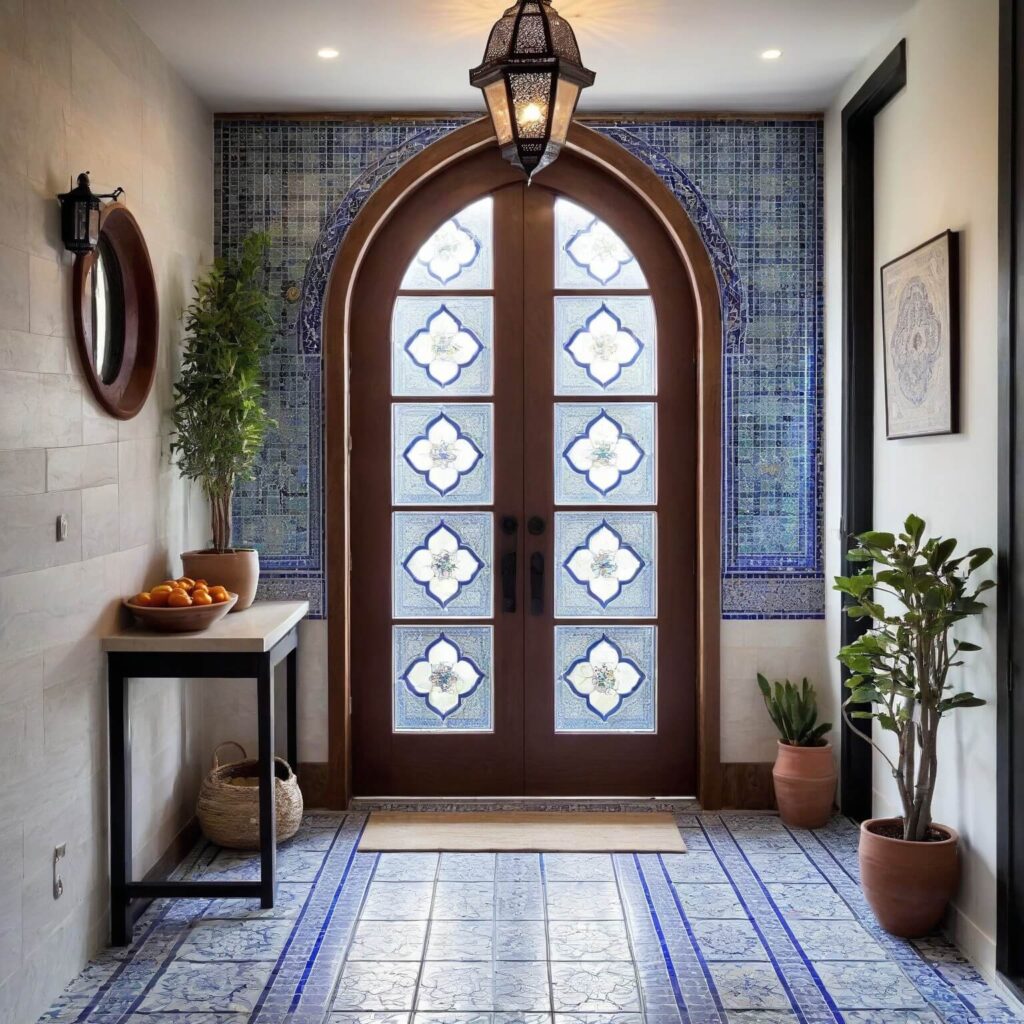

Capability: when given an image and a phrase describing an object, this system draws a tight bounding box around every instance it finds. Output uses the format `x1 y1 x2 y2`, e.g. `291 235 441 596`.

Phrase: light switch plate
56 515 68 542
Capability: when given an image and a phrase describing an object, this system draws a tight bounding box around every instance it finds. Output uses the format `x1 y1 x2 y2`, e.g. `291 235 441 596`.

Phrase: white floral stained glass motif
555 512 656 618
393 404 493 506
555 403 655 505
393 513 493 619
555 198 648 290
555 296 657 396
393 298 493 397
394 626 493 732
400 197 493 291
555 626 656 733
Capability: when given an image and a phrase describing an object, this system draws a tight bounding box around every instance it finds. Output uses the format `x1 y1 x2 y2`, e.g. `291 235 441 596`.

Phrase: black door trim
998 0 1024 996
839 40 907 819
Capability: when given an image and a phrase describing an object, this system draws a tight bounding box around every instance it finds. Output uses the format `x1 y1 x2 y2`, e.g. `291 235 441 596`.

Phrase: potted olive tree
757 676 834 828
171 232 275 610
835 514 992 937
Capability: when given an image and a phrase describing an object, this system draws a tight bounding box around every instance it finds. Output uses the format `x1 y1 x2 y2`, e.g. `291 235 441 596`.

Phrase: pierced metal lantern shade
57 173 124 254
470 0 595 180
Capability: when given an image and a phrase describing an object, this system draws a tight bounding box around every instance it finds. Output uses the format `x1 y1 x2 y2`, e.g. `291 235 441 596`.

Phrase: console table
102 600 309 944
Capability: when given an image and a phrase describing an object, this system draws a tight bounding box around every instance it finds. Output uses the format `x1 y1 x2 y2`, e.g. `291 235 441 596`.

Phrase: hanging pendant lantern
470 0 595 180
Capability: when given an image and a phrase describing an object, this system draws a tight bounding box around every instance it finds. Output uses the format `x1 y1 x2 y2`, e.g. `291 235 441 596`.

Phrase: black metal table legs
107 628 299 945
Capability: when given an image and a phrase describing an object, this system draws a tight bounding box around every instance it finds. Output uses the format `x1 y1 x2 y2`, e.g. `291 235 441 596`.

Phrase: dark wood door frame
998 0 1024 996
322 119 724 808
839 40 907 820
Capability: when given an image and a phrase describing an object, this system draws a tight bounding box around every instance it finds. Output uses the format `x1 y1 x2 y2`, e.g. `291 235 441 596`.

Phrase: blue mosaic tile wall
214 116 824 619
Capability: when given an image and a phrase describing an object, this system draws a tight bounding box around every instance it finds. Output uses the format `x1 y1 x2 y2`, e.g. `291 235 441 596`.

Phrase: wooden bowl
123 592 238 633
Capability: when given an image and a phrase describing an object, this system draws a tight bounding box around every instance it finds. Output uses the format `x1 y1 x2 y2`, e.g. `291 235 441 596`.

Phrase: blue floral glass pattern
556 297 657 395
393 513 493 618
403 305 484 388
556 627 656 732
555 199 648 290
400 197 493 290
393 297 493 397
395 622 487 729
394 628 492 731
393 404 492 505
555 404 655 505
555 512 656 618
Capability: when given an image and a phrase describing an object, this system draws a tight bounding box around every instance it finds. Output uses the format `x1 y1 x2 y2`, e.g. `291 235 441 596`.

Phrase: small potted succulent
758 675 834 828
835 514 992 937
171 232 275 610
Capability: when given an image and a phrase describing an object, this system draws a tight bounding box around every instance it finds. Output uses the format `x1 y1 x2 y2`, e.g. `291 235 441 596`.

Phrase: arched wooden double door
350 146 698 796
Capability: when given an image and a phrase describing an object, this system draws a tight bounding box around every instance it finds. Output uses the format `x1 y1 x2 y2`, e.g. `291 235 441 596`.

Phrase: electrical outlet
53 843 66 900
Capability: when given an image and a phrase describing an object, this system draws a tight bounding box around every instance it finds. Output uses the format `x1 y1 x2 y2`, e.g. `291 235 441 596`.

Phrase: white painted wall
825 0 1001 980
0 1 212 1018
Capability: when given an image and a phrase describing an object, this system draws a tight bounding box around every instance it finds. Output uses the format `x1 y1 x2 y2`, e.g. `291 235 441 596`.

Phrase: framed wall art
880 230 960 439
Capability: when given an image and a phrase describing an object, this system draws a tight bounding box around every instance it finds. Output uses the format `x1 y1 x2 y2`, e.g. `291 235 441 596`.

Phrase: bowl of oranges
124 578 238 632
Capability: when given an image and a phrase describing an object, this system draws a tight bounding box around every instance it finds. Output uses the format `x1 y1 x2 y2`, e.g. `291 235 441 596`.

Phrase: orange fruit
192 590 213 606
149 589 171 607
167 590 193 608
193 579 209 587
209 587 230 604
152 584 174 593
159 580 177 589
133 592 153 606
177 577 195 588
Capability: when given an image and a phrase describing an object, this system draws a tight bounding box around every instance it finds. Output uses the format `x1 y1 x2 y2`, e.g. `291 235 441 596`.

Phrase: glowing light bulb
317 47 340 60
518 102 545 127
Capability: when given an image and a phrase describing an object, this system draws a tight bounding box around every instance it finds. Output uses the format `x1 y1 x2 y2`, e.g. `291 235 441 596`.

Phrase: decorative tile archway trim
231 116 823 622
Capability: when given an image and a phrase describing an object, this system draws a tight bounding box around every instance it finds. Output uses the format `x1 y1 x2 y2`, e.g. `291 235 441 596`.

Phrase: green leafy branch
835 513 992 841
170 232 276 551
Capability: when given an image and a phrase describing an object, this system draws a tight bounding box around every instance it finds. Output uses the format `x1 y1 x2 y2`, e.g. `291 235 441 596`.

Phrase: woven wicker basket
197 741 303 849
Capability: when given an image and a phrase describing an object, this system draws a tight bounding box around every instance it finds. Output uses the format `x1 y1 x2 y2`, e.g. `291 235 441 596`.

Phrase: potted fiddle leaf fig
757 676 834 828
835 514 992 937
171 232 275 610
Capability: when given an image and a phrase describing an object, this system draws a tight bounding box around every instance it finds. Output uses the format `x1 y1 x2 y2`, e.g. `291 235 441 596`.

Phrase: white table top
102 601 310 654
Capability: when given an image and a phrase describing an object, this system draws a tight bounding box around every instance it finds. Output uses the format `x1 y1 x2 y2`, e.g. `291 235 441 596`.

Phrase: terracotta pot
859 817 959 938
181 549 260 611
772 741 836 829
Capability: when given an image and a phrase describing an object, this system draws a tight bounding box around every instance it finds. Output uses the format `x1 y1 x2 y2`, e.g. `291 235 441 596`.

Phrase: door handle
530 552 544 615
501 516 518 613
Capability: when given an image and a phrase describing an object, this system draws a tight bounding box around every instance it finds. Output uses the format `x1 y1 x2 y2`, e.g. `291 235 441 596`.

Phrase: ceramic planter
181 549 260 611
771 741 836 829
859 817 959 937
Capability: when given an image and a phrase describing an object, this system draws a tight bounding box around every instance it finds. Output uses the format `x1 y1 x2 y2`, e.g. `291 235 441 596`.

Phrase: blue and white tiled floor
39 812 1023 1024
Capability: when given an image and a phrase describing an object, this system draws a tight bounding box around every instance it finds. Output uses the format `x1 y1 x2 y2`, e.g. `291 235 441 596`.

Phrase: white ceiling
122 0 916 114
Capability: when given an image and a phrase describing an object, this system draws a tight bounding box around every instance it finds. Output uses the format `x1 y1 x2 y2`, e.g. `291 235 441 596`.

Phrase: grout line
410 851 443 1016
538 853 555 1020
613 853 655 1020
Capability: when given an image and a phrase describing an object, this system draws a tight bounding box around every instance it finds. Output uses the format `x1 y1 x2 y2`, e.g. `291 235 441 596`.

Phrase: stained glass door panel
350 151 527 794
349 146 697 796
520 158 697 795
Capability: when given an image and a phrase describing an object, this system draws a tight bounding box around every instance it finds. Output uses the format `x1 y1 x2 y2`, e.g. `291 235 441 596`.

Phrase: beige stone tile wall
0 1 212 1019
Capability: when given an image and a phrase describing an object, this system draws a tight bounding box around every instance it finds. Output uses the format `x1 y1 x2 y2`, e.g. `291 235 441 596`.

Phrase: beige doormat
358 811 687 853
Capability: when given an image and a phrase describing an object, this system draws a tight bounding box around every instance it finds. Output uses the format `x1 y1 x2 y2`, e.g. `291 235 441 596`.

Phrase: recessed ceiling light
761 48 782 61
317 47 340 60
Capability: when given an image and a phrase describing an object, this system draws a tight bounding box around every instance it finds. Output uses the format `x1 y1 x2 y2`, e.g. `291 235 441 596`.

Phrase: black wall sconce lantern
57 172 124 254
470 0 595 180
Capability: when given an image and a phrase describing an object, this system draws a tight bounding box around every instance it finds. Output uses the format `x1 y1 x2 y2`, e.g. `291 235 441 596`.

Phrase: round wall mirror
72 204 158 419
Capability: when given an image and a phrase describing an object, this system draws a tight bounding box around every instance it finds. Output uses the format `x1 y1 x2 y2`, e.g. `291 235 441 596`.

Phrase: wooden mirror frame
72 203 159 420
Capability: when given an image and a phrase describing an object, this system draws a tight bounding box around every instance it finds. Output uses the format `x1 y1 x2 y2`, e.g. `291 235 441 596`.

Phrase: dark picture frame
880 229 960 439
